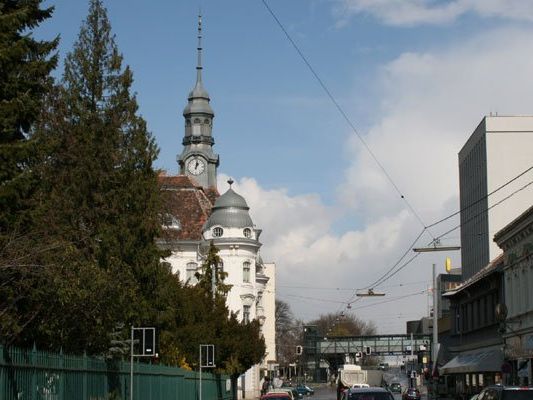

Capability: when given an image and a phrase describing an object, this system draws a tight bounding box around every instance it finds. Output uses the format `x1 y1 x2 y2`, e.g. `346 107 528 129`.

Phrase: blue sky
37 0 533 332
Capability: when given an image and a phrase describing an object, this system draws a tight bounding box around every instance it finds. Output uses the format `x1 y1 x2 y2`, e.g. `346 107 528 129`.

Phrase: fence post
83 351 88 400
59 348 65 400
31 344 37 400
0 345 4 400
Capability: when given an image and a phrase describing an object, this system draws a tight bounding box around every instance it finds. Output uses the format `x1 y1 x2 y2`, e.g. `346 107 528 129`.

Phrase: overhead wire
260 0 435 243
260 0 533 327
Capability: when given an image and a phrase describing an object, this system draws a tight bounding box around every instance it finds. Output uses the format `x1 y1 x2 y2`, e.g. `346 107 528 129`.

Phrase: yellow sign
445 257 452 273
422 356 427 364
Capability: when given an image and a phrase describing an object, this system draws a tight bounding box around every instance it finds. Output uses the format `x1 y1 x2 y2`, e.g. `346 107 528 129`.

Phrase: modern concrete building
459 116 533 280
158 16 276 399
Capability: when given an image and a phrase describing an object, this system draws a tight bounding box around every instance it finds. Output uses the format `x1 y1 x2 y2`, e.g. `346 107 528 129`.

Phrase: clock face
187 157 205 176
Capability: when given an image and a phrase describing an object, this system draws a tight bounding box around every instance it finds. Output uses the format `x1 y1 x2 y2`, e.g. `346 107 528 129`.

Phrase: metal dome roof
204 187 254 230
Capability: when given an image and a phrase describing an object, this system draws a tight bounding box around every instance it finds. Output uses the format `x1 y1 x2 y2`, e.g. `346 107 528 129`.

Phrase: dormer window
243 228 252 238
162 213 180 230
213 227 223 237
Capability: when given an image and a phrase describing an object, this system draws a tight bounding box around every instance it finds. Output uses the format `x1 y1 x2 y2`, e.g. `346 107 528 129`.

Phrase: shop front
440 347 503 398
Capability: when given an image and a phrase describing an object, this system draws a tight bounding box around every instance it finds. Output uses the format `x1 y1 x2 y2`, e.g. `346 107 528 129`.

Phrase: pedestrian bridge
317 334 431 356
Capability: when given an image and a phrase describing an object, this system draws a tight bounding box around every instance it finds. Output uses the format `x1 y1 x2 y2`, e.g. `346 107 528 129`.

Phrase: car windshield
348 393 394 400
502 391 533 400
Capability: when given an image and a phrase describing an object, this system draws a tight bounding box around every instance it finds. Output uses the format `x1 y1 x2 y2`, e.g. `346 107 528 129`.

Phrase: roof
493 204 533 245
204 187 254 230
158 173 218 241
443 253 504 297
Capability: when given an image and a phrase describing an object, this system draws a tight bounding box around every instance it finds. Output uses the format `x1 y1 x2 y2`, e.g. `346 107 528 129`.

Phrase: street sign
132 327 156 357
200 344 215 368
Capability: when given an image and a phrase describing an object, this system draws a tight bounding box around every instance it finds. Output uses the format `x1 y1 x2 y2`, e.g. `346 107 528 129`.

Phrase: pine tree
16 0 163 354
0 0 58 346
0 0 58 231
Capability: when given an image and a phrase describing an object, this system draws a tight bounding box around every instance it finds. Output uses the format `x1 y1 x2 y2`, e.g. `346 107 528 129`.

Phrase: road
306 385 427 400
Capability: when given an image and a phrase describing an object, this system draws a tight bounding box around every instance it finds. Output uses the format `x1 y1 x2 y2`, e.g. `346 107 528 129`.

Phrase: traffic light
364 346 372 355
296 345 303 355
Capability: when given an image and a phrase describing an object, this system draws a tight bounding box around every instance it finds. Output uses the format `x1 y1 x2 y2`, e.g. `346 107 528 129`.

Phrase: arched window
243 228 252 238
186 262 198 284
243 261 251 283
213 227 223 237
194 118 201 124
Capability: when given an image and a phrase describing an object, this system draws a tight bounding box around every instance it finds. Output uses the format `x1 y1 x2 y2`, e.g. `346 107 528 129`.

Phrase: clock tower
177 14 219 190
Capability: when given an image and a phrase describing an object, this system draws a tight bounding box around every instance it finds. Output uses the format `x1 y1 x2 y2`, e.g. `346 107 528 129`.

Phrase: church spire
178 12 219 190
196 12 203 86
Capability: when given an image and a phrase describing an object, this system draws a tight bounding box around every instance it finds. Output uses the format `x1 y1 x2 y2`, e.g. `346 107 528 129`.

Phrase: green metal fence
0 345 233 400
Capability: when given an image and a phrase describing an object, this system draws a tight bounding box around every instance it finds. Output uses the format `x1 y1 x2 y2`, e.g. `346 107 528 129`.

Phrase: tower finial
196 12 203 84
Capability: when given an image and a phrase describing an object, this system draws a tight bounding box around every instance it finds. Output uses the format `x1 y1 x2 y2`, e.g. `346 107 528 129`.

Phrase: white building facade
159 15 276 399
459 116 533 280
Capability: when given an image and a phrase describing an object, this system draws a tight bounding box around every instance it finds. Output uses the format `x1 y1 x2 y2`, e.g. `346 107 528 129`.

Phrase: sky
37 0 533 333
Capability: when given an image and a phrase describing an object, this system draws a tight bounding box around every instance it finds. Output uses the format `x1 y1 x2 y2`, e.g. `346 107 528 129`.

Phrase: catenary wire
426 164 533 229
260 0 435 242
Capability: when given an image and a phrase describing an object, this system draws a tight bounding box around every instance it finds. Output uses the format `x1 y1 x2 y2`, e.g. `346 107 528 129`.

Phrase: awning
440 348 503 374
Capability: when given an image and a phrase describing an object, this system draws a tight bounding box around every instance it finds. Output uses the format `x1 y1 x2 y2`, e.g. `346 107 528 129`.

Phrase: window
243 261 251 283
243 305 251 323
186 262 198 284
243 228 252 238
213 227 223 237
194 118 200 124
204 118 210 124
162 213 180 230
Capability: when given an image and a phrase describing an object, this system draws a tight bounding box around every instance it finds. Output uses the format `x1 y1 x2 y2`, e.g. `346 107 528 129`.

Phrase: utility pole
413 243 460 399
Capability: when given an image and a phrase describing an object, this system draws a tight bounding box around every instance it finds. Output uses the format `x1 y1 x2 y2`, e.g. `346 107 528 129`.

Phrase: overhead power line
260 0 434 242
427 165 533 229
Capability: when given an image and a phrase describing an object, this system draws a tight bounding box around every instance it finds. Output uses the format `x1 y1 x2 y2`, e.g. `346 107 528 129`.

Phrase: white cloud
219 26 533 332
336 0 533 26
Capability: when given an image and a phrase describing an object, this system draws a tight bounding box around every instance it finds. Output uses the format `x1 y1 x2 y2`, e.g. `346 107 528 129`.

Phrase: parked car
342 387 395 400
295 384 314 396
261 393 292 400
402 387 421 400
478 385 533 400
389 382 402 393
269 388 301 400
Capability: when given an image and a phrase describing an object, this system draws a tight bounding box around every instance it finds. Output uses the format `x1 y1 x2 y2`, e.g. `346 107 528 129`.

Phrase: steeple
178 13 219 190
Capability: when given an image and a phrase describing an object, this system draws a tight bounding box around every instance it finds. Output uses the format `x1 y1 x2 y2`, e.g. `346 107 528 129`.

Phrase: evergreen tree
0 0 58 345
15 0 163 354
0 0 58 231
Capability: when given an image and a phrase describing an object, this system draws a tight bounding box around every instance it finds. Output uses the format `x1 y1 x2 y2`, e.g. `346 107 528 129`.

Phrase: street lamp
356 289 385 297
413 243 460 390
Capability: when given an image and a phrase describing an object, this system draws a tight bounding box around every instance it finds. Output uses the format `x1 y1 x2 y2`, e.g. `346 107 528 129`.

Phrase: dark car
295 384 314 396
389 383 402 393
478 385 533 400
402 387 421 400
343 387 395 400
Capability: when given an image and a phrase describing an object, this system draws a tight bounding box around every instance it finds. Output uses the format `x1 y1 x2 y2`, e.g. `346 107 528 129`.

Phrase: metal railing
0 345 233 400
